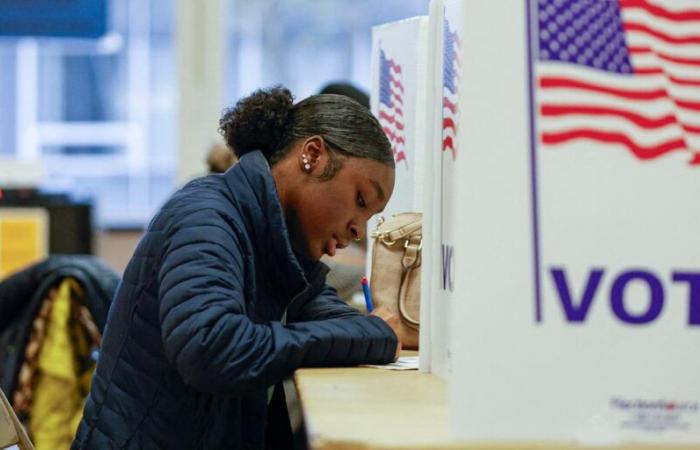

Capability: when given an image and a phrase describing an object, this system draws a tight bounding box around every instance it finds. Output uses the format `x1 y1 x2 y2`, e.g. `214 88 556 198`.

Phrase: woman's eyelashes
357 192 367 209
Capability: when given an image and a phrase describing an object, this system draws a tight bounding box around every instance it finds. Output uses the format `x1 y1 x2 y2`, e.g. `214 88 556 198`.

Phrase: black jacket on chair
72 151 398 450
0 255 119 398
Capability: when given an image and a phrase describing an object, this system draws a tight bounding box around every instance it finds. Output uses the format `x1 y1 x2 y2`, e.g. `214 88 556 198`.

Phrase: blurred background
0 0 427 275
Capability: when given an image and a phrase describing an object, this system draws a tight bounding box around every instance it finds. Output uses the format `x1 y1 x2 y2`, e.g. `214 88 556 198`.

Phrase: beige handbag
369 212 422 349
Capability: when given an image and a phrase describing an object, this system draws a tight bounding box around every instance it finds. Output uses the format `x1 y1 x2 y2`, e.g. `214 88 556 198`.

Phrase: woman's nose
349 223 364 242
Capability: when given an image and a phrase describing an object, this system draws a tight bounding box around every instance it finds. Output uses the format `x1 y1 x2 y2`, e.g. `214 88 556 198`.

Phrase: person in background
205 140 238 173
71 86 401 450
319 81 370 109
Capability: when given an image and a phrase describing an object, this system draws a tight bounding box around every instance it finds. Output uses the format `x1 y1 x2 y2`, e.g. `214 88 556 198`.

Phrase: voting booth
367 17 433 327
446 0 700 444
369 6 463 376
374 0 700 445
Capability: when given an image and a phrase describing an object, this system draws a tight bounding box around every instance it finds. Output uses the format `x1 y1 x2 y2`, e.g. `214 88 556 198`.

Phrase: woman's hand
370 306 402 362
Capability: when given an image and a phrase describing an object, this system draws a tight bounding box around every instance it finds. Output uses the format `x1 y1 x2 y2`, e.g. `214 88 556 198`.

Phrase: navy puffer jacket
72 151 398 449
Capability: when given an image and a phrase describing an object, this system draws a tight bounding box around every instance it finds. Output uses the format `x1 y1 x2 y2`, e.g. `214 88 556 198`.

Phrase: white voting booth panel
441 0 700 445
370 17 430 216
421 0 467 380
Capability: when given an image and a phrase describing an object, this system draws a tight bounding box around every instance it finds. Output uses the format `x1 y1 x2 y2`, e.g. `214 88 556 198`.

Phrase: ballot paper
362 356 419 371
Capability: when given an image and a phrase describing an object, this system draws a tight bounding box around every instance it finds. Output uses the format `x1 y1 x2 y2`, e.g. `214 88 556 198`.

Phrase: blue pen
361 276 373 313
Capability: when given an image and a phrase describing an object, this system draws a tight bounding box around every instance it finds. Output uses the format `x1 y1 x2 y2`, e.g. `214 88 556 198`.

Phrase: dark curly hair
218 86 394 180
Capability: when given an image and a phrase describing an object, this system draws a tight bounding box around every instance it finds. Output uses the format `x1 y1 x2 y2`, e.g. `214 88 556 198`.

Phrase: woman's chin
297 242 322 262
311 246 325 261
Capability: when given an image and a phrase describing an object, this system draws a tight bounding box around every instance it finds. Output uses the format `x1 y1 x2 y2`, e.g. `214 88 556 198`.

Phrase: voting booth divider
371 0 700 446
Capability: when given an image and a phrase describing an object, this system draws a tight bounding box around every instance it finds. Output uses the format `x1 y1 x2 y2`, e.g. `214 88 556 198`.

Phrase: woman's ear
299 135 327 173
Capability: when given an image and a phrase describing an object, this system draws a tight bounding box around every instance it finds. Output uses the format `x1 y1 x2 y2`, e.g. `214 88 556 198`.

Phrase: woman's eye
357 193 367 208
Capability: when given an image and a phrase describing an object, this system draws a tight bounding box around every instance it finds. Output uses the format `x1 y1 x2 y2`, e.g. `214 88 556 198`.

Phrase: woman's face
281 138 395 261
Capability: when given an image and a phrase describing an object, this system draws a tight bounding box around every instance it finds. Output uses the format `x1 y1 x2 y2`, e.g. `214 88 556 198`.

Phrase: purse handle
398 236 421 329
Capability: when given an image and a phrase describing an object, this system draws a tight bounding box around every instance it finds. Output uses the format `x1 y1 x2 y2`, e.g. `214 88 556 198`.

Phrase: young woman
72 87 401 449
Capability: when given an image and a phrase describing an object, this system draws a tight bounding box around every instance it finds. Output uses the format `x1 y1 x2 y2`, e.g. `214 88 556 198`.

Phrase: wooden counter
293 365 450 449
291 358 698 450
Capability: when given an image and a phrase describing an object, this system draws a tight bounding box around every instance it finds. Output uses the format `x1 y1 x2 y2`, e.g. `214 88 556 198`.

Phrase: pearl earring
302 154 310 171
304 164 311 171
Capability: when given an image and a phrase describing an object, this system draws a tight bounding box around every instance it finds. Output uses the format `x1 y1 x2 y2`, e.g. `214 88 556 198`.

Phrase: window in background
0 0 176 228
0 46 16 157
225 0 428 104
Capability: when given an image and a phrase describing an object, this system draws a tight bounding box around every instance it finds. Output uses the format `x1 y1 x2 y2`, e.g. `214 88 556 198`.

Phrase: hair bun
218 86 294 159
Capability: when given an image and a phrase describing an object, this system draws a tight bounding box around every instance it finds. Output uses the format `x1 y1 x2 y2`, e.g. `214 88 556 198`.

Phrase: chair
0 387 34 450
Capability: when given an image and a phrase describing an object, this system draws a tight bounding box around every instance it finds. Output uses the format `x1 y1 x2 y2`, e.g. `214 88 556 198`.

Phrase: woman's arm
157 215 397 396
286 284 361 321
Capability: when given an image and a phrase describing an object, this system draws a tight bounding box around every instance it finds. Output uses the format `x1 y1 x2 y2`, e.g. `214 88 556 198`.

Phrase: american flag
443 18 460 160
379 49 407 166
536 0 700 165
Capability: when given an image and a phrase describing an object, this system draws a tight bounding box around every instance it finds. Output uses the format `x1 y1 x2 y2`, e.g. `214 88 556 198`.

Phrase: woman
72 87 401 449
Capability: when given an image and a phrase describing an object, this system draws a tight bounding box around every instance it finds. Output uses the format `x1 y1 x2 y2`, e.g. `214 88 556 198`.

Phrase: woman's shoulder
151 174 245 234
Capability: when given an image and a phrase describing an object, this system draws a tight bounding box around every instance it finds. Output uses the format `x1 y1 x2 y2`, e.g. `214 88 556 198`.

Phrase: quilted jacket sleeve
158 215 397 395
287 284 362 322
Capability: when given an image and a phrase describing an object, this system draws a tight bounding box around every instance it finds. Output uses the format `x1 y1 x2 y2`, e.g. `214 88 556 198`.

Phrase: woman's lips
324 236 349 257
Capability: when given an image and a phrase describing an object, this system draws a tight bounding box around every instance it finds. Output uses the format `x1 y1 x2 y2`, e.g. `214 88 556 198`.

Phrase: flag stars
538 0 632 74
593 36 604 49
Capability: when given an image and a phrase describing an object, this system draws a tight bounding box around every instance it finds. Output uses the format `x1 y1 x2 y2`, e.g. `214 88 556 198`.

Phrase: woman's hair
218 86 394 180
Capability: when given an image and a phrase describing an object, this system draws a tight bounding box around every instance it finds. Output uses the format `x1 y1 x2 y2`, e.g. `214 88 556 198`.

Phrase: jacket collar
223 151 329 298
